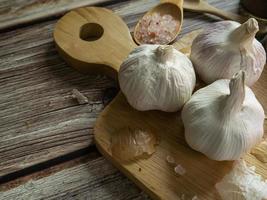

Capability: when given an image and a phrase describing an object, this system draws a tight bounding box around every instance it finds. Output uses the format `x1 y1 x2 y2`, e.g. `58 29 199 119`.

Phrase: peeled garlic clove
110 127 158 161
119 45 196 112
191 18 266 86
216 160 267 200
182 71 265 161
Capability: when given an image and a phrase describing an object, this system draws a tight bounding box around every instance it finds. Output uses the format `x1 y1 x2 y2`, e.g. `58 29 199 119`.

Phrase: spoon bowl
134 0 183 45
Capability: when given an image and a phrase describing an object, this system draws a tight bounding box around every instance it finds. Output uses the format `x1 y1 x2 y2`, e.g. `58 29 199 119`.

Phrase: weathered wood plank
0 0 160 178
0 0 242 178
0 0 241 31
0 0 117 31
0 19 116 176
0 156 151 200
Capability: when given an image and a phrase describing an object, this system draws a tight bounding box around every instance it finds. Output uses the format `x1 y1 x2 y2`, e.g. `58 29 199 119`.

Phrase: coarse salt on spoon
134 0 183 45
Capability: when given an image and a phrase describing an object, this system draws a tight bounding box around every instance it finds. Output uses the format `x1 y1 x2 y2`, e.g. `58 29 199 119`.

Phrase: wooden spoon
183 0 247 23
183 0 267 36
133 0 183 45
53 7 136 80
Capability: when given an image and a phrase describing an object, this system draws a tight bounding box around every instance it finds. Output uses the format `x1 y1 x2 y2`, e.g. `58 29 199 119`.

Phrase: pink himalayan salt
166 155 176 164
166 155 186 176
136 12 178 44
174 164 186 175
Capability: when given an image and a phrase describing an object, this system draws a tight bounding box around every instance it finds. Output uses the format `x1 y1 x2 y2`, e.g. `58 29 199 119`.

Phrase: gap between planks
0 0 128 31
0 154 151 200
0 146 98 185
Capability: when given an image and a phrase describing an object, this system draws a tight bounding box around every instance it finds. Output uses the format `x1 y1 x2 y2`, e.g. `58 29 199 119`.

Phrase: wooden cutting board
54 7 267 200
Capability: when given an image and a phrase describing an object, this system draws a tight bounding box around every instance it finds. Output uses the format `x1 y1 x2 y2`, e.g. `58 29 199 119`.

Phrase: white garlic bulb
191 18 266 86
119 45 196 112
181 71 265 161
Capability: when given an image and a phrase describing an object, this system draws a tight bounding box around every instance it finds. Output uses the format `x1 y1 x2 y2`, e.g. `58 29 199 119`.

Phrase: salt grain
166 155 176 165
174 164 186 175
166 155 187 176
192 196 199 200
216 160 267 200
136 12 178 44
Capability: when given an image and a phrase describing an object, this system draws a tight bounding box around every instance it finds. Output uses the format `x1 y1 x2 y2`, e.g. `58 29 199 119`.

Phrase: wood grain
183 0 247 23
95 80 267 199
94 30 267 199
0 0 241 31
0 0 114 31
0 19 116 177
0 0 165 178
54 6 136 79
0 155 150 200
0 0 245 188
0 0 159 178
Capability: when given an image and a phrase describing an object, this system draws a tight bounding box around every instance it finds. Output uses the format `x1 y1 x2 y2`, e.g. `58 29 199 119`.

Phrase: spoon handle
200 1 246 23
163 0 184 8
183 0 247 23
54 7 136 79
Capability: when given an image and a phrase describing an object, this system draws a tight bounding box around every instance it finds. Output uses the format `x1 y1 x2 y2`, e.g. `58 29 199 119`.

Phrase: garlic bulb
181 71 265 161
119 45 196 112
191 18 266 86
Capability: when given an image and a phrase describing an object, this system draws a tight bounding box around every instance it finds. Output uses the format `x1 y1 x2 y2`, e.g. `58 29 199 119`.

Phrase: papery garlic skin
182 71 265 161
119 45 196 112
111 127 158 161
191 18 266 86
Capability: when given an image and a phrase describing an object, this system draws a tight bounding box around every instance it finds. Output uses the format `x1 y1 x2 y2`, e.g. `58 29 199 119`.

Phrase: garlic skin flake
119 45 196 112
191 18 266 86
216 160 267 200
182 71 265 161
111 127 158 162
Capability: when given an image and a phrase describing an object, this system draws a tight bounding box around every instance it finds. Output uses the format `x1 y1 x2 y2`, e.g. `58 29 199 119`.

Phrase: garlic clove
190 18 266 86
182 71 265 161
119 44 196 112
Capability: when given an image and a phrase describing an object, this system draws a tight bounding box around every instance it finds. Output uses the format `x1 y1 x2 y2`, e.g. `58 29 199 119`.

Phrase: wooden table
0 0 243 199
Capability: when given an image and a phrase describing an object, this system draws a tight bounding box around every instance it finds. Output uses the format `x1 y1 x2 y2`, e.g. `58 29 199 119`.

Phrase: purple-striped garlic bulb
191 18 266 86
